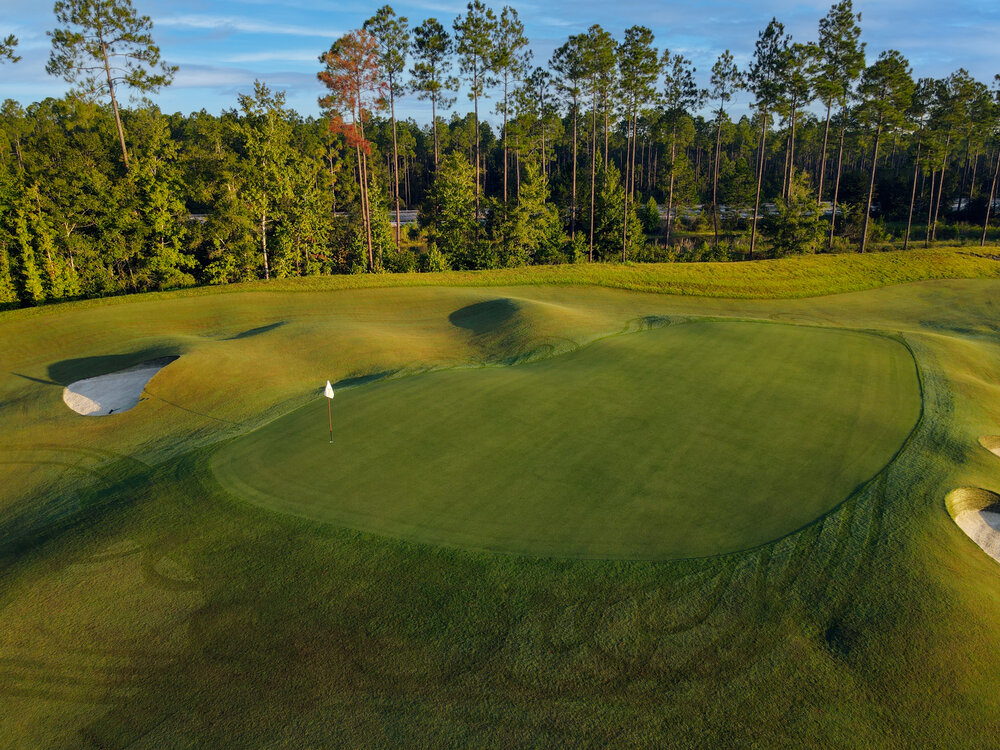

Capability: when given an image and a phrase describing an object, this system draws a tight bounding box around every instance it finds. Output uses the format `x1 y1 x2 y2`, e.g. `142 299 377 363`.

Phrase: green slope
1 255 999 748
213 320 920 558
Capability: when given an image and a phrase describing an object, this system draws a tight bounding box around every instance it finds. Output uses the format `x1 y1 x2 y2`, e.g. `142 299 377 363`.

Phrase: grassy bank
1 257 999 747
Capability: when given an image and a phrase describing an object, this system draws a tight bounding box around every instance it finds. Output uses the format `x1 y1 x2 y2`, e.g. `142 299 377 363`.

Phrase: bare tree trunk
571 97 578 240
969 149 980 206
932 137 951 242
817 102 832 206
828 113 847 251
666 123 678 242
957 138 971 214
712 111 723 250
925 168 936 247
432 96 439 169
621 105 633 263
750 109 767 259
261 211 270 279
982 150 999 247
860 124 882 253
602 91 609 166
503 73 509 204
788 106 798 196
589 88 598 262
390 87 401 250
473 63 481 231
362 149 373 270
904 139 921 250
101 41 129 170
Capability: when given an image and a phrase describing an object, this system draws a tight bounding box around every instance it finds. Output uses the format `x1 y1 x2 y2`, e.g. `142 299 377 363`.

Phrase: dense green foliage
2 0 999 311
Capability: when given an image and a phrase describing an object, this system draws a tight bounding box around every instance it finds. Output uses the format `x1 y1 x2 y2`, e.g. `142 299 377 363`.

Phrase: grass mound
212 320 921 559
979 435 1000 458
2 262 1000 747
945 487 1000 517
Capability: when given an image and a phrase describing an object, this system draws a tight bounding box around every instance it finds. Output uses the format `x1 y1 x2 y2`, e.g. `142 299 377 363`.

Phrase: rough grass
2 246 999 325
1 254 1000 747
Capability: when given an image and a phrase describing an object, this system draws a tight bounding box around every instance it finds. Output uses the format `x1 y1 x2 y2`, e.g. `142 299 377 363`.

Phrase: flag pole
324 380 335 443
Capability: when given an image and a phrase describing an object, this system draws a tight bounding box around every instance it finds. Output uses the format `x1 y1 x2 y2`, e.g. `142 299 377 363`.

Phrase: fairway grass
2 254 1000 747
212 320 920 558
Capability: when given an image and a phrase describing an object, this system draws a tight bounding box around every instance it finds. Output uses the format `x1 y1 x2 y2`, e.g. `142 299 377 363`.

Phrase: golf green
211 320 921 558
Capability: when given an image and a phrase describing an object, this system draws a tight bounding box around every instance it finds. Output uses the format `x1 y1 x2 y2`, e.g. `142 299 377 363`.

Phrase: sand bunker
62 356 178 416
946 487 1000 564
979 435 1000 458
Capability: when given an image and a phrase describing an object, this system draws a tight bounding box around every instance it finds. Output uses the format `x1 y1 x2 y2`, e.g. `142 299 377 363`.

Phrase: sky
2 0 998 123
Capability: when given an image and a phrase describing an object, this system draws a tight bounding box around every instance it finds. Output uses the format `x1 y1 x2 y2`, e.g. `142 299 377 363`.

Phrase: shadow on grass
448 298 519 336
48 347 184 385
0 454 152 563
223 321 286 340
332 370 399 389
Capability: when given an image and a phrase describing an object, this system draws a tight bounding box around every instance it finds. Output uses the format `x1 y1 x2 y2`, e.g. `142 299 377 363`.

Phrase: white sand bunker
62 356 178 416
946 487 1000 564
980 435 1000 458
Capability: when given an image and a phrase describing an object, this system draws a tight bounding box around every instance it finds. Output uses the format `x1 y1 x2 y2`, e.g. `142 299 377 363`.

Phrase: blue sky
2 0 998 122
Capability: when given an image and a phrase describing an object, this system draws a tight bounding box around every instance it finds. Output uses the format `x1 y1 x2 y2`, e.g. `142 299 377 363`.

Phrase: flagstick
328 396 333 444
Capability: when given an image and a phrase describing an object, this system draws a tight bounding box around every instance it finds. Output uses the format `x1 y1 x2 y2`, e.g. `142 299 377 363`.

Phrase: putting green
211 320 921 558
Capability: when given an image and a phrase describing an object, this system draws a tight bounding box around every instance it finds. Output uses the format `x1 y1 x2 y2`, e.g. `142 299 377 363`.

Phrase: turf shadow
48 349 182 385
332 370 399 389
448 298 519 335
223 321 286 340
9 372 60 386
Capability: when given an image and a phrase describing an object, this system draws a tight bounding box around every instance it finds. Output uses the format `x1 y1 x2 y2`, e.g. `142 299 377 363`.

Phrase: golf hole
62 356 179 416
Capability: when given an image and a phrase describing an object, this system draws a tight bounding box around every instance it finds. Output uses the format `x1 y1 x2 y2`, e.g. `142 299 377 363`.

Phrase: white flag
324 380 335 399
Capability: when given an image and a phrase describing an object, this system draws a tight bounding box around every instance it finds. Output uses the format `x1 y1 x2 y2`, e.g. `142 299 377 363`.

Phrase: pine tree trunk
982 150 999 247
666 124 678 242
390 85 401 250
621 104 633 263
602 91 609 166
102 41 129 170
503 73 509 204
969 149 980 206
571 96 578 240
932 136 951 242
750 109 767 259
473 63 481 229
432 95 439 169
860 124 882 253
828 112 848 251
712 111 723 250
362 149 373 270
817 102 832 206
261 211 270 279
788 105 798 196
904 139 921 250
957 139 971 213
925 169 936 247
589 88 598 262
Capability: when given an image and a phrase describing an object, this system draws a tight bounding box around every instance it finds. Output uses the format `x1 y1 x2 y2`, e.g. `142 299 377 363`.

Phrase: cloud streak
158 15 341 39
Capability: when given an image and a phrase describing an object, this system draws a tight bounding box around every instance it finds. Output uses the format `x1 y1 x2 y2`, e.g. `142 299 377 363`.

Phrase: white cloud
223 50 321 63
158 15 341 39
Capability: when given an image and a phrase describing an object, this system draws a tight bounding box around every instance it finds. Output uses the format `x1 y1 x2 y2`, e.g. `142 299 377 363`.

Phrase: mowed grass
213 320 920 558
1 253 1000 747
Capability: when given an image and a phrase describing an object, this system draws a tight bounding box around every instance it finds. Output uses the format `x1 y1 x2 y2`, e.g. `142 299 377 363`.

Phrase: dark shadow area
0 455 151 562
448 298 519 336
10 372 60 386
224 321 286 341
48 349 182 385
332 370 399 389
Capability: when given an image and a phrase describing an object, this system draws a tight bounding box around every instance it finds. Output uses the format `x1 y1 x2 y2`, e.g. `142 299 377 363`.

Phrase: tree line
1 0 999 309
